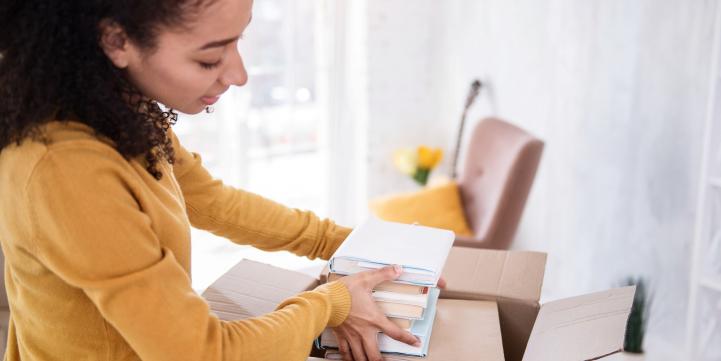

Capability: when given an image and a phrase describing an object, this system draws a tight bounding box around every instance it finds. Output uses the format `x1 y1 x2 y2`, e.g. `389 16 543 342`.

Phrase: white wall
363 0 449 197
358 0 716 357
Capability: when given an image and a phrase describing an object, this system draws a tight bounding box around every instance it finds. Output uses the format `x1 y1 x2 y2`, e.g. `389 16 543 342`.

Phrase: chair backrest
456 118 544 249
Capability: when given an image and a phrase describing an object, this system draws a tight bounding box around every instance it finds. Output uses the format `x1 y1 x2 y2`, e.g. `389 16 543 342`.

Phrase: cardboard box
202 259 319 320
440 246 636 361
208 250 633 361
416 299 504 361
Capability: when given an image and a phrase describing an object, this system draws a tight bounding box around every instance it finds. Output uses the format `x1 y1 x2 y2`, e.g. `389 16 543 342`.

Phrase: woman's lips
200 95 220 105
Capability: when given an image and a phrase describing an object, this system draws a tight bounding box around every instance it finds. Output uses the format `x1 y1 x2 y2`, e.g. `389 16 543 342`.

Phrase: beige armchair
453 118 544 250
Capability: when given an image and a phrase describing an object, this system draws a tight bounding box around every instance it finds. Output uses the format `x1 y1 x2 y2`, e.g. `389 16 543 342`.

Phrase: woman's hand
437 275 447 289
332 265 420 361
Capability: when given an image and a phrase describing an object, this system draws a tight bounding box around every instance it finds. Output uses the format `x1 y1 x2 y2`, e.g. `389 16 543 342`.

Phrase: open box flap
440 247 547 302
439 246 547 361
202 259 319 320
522 286 636 361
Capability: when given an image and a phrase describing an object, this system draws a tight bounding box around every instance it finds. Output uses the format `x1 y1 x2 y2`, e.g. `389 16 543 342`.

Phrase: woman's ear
98 19 131 69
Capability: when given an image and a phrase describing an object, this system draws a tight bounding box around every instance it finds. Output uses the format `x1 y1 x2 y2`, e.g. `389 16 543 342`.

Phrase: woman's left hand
437 276 447 289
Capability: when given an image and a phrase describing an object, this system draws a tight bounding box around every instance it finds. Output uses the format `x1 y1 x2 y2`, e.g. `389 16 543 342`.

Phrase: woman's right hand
332 265 421 361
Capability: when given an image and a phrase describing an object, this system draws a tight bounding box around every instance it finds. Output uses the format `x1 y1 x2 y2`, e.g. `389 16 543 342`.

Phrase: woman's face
102 0 253 114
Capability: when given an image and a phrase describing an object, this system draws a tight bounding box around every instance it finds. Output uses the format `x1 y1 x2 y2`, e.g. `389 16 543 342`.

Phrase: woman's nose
220 49 248 87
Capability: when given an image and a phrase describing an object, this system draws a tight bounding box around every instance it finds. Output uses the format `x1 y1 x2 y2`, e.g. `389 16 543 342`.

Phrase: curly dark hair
0 0 211 179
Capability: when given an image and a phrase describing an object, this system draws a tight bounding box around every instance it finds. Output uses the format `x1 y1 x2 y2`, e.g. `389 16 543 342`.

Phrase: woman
0 0 429 360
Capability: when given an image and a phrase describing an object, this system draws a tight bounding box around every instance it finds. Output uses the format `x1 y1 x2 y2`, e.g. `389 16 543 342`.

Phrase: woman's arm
25 144 351 361
169 130 350 260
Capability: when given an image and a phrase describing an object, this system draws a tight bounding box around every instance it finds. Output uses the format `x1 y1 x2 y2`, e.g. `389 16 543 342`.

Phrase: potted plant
623 277 650 357
393 146 443 186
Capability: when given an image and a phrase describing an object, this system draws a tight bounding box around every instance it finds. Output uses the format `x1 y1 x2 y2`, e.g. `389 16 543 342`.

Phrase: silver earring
205 106 215 114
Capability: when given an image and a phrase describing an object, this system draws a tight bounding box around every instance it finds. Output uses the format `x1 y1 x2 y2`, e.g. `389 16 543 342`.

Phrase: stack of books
318 217 454 358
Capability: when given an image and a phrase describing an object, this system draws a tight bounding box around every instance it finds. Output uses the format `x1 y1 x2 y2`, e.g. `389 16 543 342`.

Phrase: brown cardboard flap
440 246 547 302
202 259 319 321
522 286 636 361
422 299 505 361
325 299 505 361
498 298 541 361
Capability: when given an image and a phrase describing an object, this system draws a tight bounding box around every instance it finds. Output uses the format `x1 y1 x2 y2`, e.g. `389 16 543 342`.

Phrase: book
388 317 413 330
376 299 425 320
328 272 429 295
372 290 429 307
321 288 440 357
329 217 454 287
373 290 430 319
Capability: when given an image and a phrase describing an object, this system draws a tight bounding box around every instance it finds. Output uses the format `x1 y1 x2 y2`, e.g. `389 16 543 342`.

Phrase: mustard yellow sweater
0 120 352 361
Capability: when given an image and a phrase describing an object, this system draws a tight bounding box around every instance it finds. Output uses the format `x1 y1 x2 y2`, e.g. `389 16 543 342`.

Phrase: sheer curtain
173 0 351 293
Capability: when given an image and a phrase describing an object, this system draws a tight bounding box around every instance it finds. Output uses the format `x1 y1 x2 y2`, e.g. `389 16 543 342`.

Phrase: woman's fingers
339 339 352 361
333 329 353 361
347 331 367 361
334 264 428 360
437 275 447 289
361 331 383 361
377 316 421 347
365 265 403 289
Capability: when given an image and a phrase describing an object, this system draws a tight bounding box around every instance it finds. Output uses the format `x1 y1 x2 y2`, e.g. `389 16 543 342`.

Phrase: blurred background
174 1 720 360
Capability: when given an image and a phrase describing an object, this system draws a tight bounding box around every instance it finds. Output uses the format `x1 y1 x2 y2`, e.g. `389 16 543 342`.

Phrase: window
174 0 334 292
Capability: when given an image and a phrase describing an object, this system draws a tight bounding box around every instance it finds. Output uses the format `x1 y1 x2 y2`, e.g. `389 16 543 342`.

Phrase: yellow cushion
369 181 473 237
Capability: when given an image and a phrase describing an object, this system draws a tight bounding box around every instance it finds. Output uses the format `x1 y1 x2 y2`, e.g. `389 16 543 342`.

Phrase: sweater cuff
319 281 351 327
324 225 353 259
333 225 353 241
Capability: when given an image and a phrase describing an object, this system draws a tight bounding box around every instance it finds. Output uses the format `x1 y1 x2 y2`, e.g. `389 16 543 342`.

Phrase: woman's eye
198 60 222 70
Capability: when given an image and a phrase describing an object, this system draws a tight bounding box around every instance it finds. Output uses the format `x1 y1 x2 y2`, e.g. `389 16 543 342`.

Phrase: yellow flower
417 146 443 169
393 148 418 175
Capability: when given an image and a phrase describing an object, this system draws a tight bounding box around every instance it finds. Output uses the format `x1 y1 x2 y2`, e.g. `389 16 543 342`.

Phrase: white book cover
329 217 455 286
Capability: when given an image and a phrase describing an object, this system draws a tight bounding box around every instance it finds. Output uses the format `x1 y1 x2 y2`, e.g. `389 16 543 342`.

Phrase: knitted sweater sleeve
169 130 351 260
25 144 351 361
